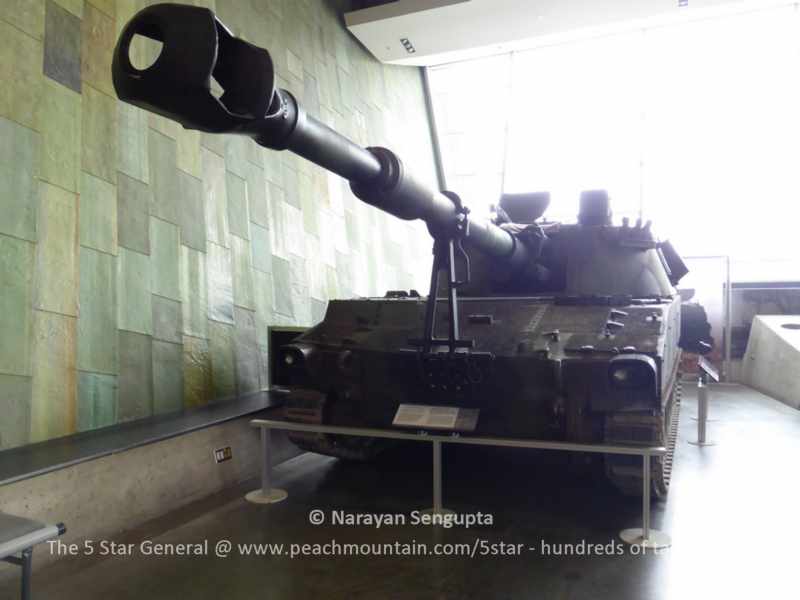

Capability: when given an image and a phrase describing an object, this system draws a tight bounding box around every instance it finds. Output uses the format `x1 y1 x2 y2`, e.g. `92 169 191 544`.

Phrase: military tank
112 3 709 498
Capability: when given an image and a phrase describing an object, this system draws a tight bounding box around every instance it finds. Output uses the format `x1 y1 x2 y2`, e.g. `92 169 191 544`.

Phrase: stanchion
690 358 718 446
21 548 31 600
619 453 672 549
422 440 454 518
245 427 288 504
690 379 718 422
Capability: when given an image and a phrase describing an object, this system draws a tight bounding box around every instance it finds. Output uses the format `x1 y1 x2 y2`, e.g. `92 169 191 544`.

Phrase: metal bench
0 513 65 600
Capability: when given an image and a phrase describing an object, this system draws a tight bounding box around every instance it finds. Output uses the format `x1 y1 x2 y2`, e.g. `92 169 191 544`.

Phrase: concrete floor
2 383 798 600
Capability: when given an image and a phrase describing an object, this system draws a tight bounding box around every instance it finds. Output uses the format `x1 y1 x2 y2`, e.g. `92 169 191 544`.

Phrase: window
428 3 800 280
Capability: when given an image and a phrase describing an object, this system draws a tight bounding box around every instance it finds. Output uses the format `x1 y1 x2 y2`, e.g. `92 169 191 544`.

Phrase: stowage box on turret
112 3 712 497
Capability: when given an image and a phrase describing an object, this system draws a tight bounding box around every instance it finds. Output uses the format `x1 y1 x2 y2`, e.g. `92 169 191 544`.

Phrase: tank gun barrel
112 3 527 268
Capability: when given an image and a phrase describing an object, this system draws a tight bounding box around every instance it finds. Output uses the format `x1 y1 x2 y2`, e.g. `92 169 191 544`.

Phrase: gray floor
2 383 799 599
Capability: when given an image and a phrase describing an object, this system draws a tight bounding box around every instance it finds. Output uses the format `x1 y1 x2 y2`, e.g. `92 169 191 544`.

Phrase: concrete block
0 236 34 376
245 161 269 228
183 335 212 408
234 306 260 394
117 102 150 184
202 148 230 248
44 0 81 93
77 247 117 374
152 295 182 344
252 269 274 345
208 321 236 400
0 118 39 242
117 173 151 255
34 182 79 316
224 135 249 179
79 171 118 255
150 217 180 301
251 223 272 274
148 128 180 224
180 245 208 339
176 127 202 179
231 235 255 310
118 330 153 422
177 170 206 252
0 374 32 450
207 242 234 325
5 0 45 39
117 247 151 335
272 255 293 318
81 85 117 184
30 310 77 442
77 372 117 431
281 163 300 209
226 171 250 240
0 19 43 129
152 340 183 415
742 315 800 410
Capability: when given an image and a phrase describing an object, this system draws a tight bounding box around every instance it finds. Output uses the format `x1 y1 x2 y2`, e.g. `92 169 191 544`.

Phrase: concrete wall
0 0 437 450
0 417 299 582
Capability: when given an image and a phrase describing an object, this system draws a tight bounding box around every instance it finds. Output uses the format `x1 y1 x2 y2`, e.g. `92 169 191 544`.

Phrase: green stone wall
0 0 437 450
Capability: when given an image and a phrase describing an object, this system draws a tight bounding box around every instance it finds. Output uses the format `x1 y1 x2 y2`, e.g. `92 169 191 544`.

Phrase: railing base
245 489 288 505
619 528 672 550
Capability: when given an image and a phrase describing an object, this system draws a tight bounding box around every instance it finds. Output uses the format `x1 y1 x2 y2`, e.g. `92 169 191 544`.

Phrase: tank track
603 378 681 498
286 430 385 461
286 379 683 497
284 390 385 461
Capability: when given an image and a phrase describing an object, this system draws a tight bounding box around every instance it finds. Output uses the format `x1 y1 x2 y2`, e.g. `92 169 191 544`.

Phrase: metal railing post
261 427 272 495
690 374 715 446
245 426 288 505
698 381 707 444
422 439 453 518
21 548 32 600
619 451 671 549
642 454 651 541
433 440 442 512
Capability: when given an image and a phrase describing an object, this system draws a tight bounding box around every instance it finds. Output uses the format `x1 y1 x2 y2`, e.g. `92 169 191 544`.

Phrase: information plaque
392 404 480 432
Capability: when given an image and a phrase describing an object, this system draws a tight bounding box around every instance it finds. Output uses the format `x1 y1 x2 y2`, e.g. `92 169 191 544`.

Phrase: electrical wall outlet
213 447 233 463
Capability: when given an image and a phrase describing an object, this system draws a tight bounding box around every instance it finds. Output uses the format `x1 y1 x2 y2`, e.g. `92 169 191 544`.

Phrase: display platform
741 315 800 409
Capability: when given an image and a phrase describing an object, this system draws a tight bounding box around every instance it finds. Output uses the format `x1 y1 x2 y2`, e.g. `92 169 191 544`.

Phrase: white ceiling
345 0 788 66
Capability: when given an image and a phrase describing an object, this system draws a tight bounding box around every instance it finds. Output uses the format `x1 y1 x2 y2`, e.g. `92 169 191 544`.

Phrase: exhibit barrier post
618 451 671 549
433 440 442 512
21 548 31 600
245 427 288 504
698 379 708 444
422 439 455 516
643 456 651 540
690 357 718 447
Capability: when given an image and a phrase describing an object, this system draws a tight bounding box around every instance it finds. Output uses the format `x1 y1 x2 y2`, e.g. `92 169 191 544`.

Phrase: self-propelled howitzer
112 3 711 497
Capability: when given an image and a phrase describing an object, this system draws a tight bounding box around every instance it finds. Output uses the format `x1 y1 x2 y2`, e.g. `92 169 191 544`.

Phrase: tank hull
284 295 682 496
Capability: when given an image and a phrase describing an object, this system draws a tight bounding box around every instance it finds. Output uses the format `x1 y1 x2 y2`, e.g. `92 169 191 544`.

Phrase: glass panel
428 4 800 278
